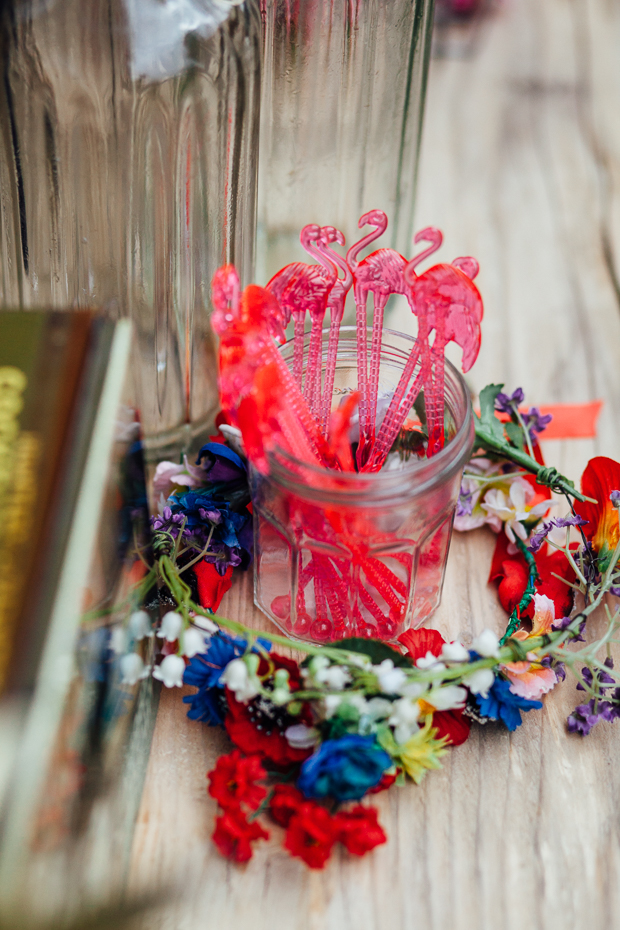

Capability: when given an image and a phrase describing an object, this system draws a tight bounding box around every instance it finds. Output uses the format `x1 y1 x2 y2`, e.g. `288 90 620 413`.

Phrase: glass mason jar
256 0 436 284
252 328 474 644
0 0 261 457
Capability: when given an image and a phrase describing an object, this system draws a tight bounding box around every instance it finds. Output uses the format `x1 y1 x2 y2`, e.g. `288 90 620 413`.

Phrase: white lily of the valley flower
157 611 183 642
426 685 467 711
120 652 150 685
129 609 152 640
285 724 320 749
110 626 127 655
315 664 351 690
346 653 372 669
463 667 495 696
374 659 408 694
221 658 260 702
398 680 427 700
324 694 343 717
182 627 208 658
389 697 421 744
472 629 501 658
365 697 393 721
345 693 368 714
192 614 218 634
309 655 329 674
152 654 185 688
441 641 470 663
415 651 446 671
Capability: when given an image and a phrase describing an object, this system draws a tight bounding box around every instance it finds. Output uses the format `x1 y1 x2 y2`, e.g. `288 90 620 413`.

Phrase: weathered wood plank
129 1 620 926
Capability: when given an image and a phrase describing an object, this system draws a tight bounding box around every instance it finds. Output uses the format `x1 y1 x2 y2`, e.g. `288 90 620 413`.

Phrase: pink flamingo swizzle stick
424 257 482 454
316 226 353 434
347 212 443 466
303 229 341 414
265 224 336 390
367 257 483 470
346 210 387 463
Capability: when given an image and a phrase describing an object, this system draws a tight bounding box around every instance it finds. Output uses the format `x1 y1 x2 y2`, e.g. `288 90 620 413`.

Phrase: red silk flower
573 456 620 554
212 806 269 863
489 532 576 621
207 750 267 811
334 806 387 856
224 653 312 767
193 561 233 612
269 784 307 827
284 802 339 869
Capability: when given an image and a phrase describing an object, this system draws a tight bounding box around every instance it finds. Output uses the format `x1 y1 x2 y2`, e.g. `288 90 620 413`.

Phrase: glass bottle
0 0 261 456
257 0 436 285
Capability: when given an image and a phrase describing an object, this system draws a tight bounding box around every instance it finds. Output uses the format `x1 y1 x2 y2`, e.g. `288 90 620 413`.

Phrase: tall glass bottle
257 0 436 285
0 0 261 455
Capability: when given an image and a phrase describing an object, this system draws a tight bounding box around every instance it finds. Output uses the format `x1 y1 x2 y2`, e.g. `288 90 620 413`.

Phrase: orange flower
502 594 558 701
574 456 620 556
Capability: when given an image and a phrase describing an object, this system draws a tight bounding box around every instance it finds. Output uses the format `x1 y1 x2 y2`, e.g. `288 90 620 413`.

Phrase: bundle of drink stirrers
212 209 483 476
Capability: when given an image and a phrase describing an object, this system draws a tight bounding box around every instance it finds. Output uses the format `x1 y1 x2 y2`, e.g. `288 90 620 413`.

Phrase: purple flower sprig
495 387 525 414
528 514 589 552
567 658 620 735
521 407 553 438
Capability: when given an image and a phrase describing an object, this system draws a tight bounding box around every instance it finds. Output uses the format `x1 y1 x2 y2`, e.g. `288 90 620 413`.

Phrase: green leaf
319 713 359 740
477 383 505 442
504 420 525 451
331 637 413 668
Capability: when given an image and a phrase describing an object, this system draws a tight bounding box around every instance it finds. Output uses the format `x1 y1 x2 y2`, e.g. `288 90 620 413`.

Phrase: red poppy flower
212 806 269 863
284 802 339 869
207 750 267 811
398 627 446 663
224 653 312 767
573 456 620 554
334 805 387 856
489 532 576 621
268 783 306 827
193 561 233 612
431 708 471 746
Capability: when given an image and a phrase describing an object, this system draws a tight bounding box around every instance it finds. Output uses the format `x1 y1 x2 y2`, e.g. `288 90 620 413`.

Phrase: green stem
474 420 592 502
500 536 539 645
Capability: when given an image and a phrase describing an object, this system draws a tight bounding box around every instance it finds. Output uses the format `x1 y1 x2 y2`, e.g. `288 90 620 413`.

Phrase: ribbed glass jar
252 328 474 644
0 0 261 456
257 0 435 283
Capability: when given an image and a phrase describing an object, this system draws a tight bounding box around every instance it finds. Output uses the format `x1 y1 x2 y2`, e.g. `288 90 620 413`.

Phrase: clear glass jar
0 0 261 456
256 0 435 284
252 328 474 643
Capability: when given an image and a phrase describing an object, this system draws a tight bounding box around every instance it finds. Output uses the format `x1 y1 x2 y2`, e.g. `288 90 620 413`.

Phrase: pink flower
502 594 558 700
152 461 195 495
502 662 557 701
152 456 209 498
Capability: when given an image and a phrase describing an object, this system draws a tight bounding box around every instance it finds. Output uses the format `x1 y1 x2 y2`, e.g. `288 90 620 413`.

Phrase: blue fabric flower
297 735 391 801
182 633 271 725
196 442 246 483
474 676 542 731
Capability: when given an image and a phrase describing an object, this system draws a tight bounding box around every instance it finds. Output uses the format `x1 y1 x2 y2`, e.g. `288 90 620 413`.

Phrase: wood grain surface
129 1 620 927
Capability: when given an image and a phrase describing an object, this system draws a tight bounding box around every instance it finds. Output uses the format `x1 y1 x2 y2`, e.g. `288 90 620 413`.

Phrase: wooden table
129 1 620 926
